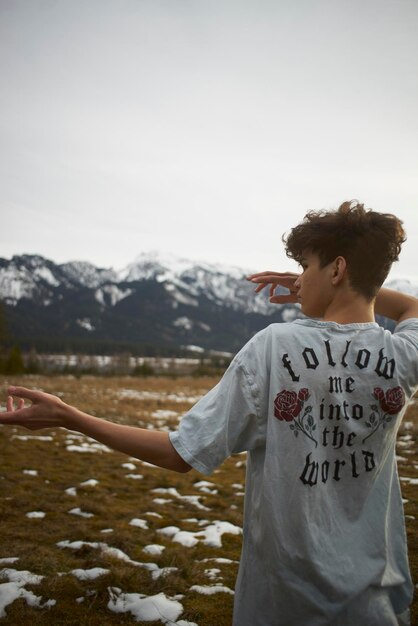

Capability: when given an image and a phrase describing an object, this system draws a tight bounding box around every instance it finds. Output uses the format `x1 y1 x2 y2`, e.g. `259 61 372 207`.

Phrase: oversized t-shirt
169 318 418 626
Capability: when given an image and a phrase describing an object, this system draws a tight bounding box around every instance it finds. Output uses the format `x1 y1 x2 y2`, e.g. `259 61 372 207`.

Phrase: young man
2 201 418 625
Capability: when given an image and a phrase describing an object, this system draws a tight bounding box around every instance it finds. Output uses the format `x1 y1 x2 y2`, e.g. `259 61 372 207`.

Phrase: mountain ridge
0 252 413 354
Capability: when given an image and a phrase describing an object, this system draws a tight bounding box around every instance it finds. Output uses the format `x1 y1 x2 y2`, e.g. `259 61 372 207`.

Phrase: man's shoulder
236 321 302 360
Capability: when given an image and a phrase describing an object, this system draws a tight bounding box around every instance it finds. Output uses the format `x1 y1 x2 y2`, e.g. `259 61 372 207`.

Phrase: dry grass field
0 375 417 625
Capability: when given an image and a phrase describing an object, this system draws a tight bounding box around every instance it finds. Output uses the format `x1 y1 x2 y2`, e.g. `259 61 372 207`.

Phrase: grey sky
1 0 417 279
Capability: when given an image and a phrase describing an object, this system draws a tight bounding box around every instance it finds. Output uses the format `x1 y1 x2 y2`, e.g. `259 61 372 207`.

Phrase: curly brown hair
284 200 406 300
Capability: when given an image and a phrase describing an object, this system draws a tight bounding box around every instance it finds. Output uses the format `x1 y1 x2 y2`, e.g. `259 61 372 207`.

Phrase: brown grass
0 375 417 625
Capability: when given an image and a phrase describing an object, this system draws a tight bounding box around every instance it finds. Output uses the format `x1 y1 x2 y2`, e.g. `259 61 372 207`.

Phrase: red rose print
379 386 405 415
298 388 310 402
274 390 303 422
373 387 384 401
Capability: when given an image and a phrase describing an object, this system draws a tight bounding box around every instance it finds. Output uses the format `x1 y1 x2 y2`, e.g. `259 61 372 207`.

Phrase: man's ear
331 256 347 285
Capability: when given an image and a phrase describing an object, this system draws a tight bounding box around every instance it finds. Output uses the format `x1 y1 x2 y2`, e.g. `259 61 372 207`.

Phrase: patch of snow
33 266 60 286
68 508 94 519
118 389 202 404
95 284 133 307
151 409 179 419
156 526 180 537
66 442 111 453
129 518 149 530
26 511 45 519
205 568 222 580
193 481 218 495
23 470 38 476
0 568 56 617
151 487 209 511
190 584 234 595
65 487 77 496
281 307 300 322
71 568 110 580
12 435 53 441
80 479 99 487
57 541 177 581
142 544 165 556
76 318 95 332
121 462 136 470
173 317 193 330
0 558 19 565
100 529 114 534
182 344 205 354
157 521 242 549
164 283 199 307
107 587 183 623
125 473 144 480
400 477 418 485
60 260 118 288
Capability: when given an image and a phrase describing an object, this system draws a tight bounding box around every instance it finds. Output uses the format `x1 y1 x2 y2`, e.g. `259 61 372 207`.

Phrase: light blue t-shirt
169 318 418 626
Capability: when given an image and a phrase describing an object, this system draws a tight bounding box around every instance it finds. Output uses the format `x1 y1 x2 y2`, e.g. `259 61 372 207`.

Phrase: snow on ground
0 568 56 618
143 544 166 556
121 462 136 470
129 518 149 529
12 435 54 442
157 521 242 549
26 511 46 519
151 488 210 511
193 481 218 495
118 389 202 404
79 479 99 487
190 584 234 595
57 540 178 581
108 588 184 624
68 508 94 518
70 567 110 580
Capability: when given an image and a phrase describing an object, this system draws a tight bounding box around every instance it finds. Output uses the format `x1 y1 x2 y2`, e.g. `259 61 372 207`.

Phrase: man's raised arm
374 288 418 324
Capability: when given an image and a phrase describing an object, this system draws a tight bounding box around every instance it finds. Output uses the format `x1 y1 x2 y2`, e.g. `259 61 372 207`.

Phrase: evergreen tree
5 345 26 375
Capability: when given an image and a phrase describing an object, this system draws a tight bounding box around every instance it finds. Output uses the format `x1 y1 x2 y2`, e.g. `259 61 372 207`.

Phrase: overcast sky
1 0 417 280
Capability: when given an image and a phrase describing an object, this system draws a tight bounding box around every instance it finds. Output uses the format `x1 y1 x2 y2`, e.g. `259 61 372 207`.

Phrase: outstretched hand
246 271 300 304
1 386 70 430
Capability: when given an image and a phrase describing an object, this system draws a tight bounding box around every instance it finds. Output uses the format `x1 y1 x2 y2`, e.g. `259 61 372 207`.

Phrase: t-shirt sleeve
169 345 267 475
393 317 418 350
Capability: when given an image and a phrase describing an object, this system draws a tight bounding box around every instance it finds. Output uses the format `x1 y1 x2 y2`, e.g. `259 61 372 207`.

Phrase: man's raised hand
246 271 300 304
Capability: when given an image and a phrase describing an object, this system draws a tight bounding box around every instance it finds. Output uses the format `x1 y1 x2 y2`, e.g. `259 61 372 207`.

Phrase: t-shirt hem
169 431 213 475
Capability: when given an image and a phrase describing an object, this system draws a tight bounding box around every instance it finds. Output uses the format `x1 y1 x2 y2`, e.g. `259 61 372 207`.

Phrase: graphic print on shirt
274 388 318 447
274 341 406 487
363 386 405 443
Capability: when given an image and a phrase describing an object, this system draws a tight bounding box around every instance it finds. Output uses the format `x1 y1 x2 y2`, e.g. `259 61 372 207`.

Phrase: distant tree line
0 302 231 377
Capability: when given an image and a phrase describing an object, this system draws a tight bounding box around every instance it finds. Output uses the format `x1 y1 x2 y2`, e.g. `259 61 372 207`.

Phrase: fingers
246 271 287 279
7 386 39 402
246 271 299 281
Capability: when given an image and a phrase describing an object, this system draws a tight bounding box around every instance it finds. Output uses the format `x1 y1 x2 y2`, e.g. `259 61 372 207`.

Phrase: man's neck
321 292 375 325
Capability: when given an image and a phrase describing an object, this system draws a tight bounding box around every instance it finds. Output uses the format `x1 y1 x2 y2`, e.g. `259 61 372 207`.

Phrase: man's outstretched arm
1 386 191 473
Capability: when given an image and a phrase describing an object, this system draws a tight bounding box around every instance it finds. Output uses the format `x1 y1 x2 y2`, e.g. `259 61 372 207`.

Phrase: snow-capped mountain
0 252 413 354
0 252 300 353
